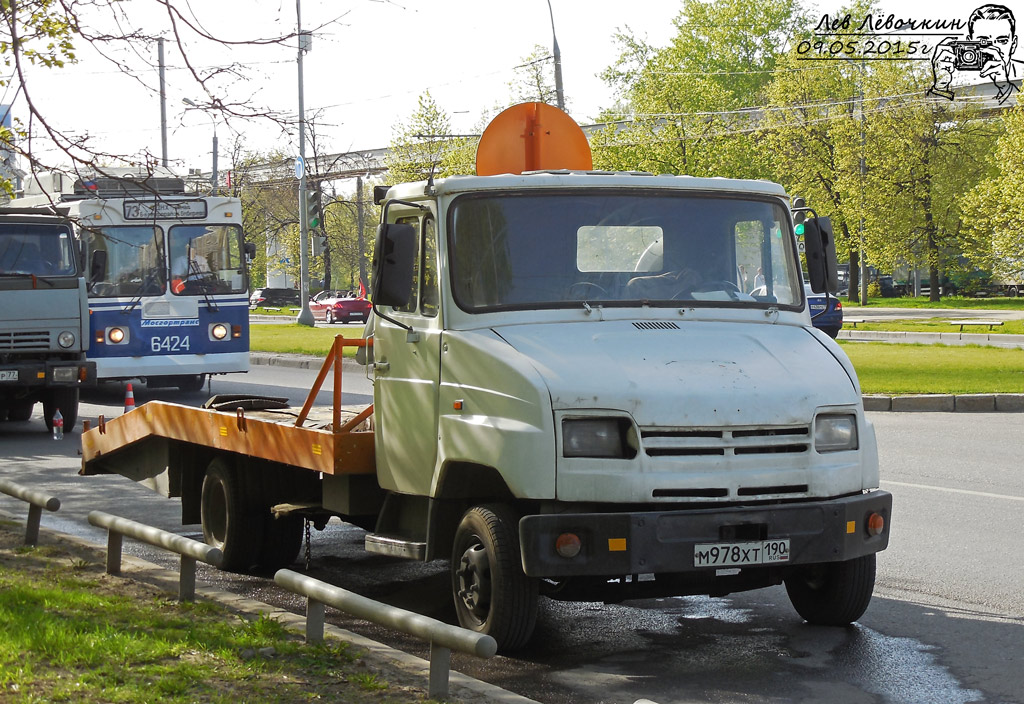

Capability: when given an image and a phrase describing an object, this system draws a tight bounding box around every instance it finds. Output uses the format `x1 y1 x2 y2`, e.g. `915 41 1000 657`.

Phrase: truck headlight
814 414 858 453
562 418 637 459
57 331 76 348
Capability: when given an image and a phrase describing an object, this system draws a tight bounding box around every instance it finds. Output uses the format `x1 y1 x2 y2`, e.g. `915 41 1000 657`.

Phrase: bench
844 318 866 328
945 320 1004 332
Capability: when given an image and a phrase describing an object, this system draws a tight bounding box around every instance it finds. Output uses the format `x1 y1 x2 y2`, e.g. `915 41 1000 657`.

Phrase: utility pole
295 0 314 326
159 38 168 167
858 59 868 307
356 174 366 292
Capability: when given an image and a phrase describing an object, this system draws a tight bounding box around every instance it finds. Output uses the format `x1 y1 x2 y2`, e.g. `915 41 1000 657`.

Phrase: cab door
372 213 443 496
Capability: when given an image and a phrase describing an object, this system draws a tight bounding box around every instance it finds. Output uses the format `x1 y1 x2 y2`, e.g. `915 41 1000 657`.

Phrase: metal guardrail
87 510 222 602
275 568 497 700
0 478 61 546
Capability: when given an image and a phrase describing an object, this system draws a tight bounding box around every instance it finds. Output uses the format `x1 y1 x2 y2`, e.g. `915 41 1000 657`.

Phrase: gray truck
0 210 96 432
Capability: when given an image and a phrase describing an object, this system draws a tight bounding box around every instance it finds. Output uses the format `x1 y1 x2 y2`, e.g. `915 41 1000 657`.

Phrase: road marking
882 480 1024 502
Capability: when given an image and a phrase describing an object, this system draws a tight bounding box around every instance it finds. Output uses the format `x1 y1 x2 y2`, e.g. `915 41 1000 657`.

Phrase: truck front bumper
519 490 892 578
0 359 97 389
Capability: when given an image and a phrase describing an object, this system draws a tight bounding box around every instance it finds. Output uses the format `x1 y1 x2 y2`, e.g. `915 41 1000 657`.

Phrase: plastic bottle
52 408 63 440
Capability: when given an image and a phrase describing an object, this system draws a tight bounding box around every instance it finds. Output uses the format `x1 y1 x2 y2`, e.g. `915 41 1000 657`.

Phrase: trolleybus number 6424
150 335 191 353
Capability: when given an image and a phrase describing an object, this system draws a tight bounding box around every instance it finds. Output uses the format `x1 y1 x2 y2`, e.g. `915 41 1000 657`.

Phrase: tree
960 104 1024 286
592 0 807 179
385 92 475 184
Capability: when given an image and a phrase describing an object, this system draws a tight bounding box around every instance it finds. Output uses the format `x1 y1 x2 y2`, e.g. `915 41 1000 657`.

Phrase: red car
309 290 372 324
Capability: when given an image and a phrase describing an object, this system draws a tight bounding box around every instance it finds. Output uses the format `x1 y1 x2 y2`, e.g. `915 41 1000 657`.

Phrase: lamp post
182 98 217 191
294 0 315 327
545 0 565 110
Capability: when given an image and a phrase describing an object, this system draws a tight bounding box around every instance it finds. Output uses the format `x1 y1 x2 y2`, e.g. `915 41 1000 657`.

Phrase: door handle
374 361 390 374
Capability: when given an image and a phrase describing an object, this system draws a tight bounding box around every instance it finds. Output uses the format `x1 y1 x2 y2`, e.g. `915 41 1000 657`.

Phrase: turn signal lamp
555 533 582 558
867 512 885 537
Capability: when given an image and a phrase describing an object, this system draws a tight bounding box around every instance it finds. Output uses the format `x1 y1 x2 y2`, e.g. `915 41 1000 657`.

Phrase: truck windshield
449 191 803 312
0 223 77 277
85 226 165 298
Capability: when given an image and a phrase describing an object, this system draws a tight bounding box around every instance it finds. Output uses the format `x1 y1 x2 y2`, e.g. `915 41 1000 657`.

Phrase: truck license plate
694 539 790 567
0 370 18 381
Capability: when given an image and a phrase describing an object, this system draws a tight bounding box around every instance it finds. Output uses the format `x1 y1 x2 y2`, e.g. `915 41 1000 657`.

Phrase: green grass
840 342 1024 395
842 296 1024 309
251 323 365 357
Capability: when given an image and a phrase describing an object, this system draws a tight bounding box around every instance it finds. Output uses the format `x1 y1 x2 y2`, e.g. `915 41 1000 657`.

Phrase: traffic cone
123 382 136 414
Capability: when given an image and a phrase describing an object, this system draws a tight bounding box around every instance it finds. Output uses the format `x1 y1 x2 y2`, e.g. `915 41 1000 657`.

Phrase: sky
10 0 1020 178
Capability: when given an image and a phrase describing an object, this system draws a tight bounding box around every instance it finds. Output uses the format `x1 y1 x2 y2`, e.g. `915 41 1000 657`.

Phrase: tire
177 374 207 392
785 554 876 626
7 401 33 422
201 458 263 572
44 389 78 433
326 310 335 324
260 515 304 570
451 504 538 652
1010 287 1020 298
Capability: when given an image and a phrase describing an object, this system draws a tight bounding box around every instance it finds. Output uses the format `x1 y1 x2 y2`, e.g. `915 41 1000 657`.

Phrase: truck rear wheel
260 515 304 569
44 389 78 432
201 458 263 571
451 504 538 651
784 553 876 626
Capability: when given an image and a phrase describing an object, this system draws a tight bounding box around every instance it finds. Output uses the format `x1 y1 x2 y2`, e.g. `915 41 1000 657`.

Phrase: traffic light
305 184 322 230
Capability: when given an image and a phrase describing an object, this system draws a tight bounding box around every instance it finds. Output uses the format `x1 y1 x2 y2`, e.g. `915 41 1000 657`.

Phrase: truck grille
641 425 811 457
0 330 50 351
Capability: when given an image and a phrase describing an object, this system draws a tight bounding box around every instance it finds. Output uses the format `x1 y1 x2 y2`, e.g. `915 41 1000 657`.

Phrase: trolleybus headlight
107 327 128 345
814 414 858 453
57 331 76 348
562 418 637 459
209 323 228 341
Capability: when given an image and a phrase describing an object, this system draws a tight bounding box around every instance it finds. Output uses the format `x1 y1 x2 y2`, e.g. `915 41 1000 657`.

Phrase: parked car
751 283 843 338
805 284 843 338
249 287 300 309
309 291 372 324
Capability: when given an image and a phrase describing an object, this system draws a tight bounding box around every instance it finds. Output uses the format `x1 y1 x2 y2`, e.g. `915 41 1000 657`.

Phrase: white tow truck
81 103 891 652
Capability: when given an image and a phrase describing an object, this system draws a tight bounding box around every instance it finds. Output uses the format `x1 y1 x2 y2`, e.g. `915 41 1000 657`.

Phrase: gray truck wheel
784 553 876 626
451 504 538 651
201 458 263 571
44 389 78 432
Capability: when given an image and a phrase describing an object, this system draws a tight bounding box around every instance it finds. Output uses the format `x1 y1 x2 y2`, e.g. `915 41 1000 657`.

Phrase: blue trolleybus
15 169 251 391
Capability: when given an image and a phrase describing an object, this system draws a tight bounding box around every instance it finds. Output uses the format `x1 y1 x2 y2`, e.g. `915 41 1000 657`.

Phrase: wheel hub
455 542 491 620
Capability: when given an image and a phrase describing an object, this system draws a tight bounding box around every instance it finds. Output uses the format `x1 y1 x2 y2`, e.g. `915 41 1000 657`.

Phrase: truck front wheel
784 553 876 626
201 458 263 571
44 389 78 432
451 504 538 652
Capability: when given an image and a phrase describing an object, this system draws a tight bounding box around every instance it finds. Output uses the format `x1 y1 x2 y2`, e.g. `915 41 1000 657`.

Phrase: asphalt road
1 368 1022 704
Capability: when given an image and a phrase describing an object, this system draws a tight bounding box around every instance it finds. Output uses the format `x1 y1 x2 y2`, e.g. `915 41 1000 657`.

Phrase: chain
304 518 312 571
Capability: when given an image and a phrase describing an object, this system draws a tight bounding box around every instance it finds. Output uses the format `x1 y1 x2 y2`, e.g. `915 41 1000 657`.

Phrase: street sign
294 156 305 180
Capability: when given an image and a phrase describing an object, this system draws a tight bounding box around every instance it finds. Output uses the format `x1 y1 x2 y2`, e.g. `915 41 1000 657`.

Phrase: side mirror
89 250 107 283
371 223 416 307
802 216 839 294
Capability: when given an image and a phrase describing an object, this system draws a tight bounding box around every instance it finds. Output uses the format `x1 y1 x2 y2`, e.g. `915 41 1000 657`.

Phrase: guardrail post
106 531 123 575
25 504 43 546
428 641 452 700
180 555 197 601
306 598 325 643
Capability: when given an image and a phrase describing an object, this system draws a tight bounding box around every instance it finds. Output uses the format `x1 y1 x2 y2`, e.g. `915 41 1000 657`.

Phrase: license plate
810 304 825 312
694 539 790 567
0 370 18 381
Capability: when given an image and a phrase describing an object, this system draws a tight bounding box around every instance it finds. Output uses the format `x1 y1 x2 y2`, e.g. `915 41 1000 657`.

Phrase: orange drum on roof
476 102 593 176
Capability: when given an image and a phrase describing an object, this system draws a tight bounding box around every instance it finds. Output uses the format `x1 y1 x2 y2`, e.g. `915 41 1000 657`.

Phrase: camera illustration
950 39 994 71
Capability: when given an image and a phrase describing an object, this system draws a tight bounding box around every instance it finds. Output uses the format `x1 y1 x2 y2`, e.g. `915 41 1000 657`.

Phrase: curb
249 353 1024 412
0 508 540 704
